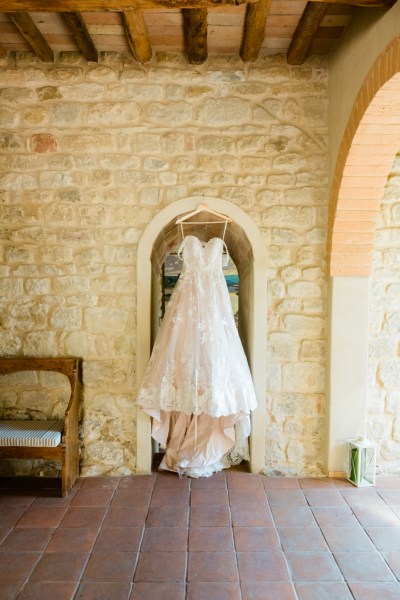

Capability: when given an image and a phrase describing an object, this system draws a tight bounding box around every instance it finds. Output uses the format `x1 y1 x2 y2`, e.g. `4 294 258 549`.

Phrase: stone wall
0 50 328 476
367 151 400 475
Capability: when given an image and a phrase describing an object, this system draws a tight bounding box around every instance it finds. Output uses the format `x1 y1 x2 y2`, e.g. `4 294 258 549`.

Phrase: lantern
348 438 376 487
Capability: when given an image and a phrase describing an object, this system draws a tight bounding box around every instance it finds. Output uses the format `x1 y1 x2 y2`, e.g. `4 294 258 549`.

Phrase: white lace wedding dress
137 235 257 477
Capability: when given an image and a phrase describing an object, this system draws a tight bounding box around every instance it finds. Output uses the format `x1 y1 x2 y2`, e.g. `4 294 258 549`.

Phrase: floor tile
376 477 400 489
378 489 400 506
322 526 376 552
15 506 68 529
45 527 98 553
83 552 138 582
81 476 120 490
187 551 238 582
134 551 186 582
0 528 10 544
228 488 267 505
111 488 152 507
187 581 241 600
71 488 114 507
59 507 106 529
76 582 131 600
311 506 360 529
0 527 53 552
93 527 143 552
237 551 290 581
278 527 328 551
150 487 190 505
152 473 189 491
0 582 26 600
303 489 347 507
231 503 274 527
295 582 353 599
381 551 400 579
141 527 187 552
0 491 36 507
192 476 227 490
226 472 260 489
103 506 148 527
266 489 308 507
29 551 88 582
241 581 296 600
349 582 400 599
271 506 317 528
146 505 189 527
0 552 40 582
190 505 230 527
18 581 78 600
262 477 300 490
0 505 28 528
365 527 400 552
130 581 185 600
285 551 342 582
189 527 234 551
352 504 400 527
299 478 336 489
191 488 229 506
334 551 396 582
233 526 280 551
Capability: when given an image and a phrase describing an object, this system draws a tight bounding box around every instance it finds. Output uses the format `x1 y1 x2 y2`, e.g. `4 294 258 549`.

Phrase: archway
136 196 267 474
327 37 400 476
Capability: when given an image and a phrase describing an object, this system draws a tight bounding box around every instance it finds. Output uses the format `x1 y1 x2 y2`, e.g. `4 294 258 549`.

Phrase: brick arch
328 36 400 277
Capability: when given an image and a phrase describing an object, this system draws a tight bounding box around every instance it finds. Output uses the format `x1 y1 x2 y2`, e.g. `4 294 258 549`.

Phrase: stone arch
135 196 267 474
328 36 400 277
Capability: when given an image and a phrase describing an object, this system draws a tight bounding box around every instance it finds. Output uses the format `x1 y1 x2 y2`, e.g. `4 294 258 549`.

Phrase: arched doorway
136 196 267 474
327 37 400 476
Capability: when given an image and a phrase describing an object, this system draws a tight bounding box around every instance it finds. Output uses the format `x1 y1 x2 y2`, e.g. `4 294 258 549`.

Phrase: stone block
85 102 141 125
25 278 51 295
0 332 21 355
198 98 251 126
268 332 298 361
50 306 82 329
23 332 58 357
263 206 315 229
197 135 234 154
53 275 89 294
283 314 324 335
85 307 128 333
148 101 192 124
288 281 321 298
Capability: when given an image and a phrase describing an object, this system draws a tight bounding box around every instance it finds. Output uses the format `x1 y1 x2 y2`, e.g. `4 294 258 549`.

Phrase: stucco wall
0 50 328 476
367 151 400 475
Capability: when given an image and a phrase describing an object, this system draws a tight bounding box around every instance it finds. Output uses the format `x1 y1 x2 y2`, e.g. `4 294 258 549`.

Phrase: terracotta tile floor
1 472 400 599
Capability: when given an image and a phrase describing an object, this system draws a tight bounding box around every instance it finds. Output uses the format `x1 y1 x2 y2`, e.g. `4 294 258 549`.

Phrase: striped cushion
0 420 64 447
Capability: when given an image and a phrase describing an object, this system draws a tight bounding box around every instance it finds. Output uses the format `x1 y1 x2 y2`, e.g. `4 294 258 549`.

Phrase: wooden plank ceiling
0 0 396 66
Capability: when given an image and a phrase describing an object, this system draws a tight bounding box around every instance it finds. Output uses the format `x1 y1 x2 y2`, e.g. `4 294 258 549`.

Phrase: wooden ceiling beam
0 0 395 8
7 11 54 62
122 10 152 63
61 11 98 61
287 2 329 66
0 0 259 10
240 0 272 63
183 8 207 65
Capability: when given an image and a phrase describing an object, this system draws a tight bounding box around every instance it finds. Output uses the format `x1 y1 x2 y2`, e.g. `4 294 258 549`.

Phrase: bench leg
61 443 79 497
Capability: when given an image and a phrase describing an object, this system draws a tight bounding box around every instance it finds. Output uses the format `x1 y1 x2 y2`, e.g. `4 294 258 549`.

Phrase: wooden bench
0 357 81 497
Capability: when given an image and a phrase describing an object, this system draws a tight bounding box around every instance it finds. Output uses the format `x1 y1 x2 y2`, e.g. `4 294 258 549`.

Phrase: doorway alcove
136 197 267 474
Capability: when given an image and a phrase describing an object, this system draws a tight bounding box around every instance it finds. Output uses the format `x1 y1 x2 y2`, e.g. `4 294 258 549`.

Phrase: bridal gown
137 234 257 477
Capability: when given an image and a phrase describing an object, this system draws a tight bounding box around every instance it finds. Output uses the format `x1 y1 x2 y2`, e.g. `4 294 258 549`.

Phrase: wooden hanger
176 203 232 225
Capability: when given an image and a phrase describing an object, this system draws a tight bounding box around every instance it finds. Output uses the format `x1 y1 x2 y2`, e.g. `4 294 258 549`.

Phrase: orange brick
334 210 378 222
329 265 371 277
333 220 376 233
331 231 375 245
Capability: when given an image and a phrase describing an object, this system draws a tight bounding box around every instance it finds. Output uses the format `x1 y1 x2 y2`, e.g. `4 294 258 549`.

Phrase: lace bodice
178 235 229 275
